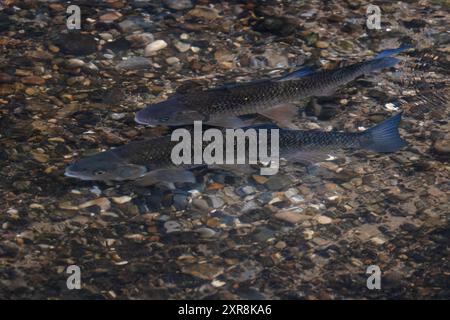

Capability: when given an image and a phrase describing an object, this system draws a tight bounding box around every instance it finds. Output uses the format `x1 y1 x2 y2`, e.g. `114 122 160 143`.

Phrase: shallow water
0 0 449 299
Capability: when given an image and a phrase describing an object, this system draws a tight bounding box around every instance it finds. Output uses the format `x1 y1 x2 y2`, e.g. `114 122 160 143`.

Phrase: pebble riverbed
0 0 449 299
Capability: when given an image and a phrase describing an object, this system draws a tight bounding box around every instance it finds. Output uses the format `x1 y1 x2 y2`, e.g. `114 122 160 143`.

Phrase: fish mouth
134 112 156 127
64 166 93 180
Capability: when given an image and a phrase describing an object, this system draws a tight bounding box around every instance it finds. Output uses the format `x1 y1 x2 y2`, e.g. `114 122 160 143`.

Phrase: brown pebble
315 41 329 49
21 76 45 85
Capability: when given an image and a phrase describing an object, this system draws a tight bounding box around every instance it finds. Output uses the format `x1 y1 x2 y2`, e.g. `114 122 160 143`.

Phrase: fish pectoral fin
133 168 196 187
206 116 247 128
258 104 300 129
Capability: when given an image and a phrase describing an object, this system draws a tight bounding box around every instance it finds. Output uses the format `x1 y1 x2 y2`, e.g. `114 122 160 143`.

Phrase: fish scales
135 46 411 127
65 113 405 182
180 61 373 118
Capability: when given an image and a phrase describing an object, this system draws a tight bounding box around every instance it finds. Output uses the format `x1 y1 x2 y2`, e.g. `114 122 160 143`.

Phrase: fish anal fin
258 104 300 129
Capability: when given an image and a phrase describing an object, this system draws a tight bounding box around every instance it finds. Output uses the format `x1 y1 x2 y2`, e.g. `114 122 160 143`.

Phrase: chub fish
65 113 406 184
135 46 411 128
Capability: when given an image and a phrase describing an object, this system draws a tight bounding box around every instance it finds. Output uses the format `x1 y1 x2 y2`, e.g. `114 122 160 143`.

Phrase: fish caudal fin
366 57 401 72
374 44 412 59
363 44 412 73
363 113 406 153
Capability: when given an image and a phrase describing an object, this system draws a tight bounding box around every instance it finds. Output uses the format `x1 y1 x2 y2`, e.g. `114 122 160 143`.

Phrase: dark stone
163 0 193 11
103 38 132 53
73 111 101 126
400 223 420 233
265 175 293 191
253 16 298 36
0 13 11 32
403 19 427 30
173 192 189 210
55 33 97 56
305 97 341 120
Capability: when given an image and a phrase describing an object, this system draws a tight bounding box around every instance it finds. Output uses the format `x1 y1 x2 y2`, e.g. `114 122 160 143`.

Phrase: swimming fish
65 113 406 184
135 46 411 128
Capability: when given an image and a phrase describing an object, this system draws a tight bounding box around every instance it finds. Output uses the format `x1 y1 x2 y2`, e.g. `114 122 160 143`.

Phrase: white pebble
145 40 168 56
166 57 180 65
174 40 190 53
316 215 333 224
112 196 132 204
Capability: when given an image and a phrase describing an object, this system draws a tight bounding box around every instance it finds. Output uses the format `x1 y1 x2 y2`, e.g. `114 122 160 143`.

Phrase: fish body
135 46 410 127
65 113 406 183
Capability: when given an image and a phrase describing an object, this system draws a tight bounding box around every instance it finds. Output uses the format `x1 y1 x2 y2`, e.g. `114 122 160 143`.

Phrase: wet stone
166 57 180 65
265 175 294 191
144 40 168 56
305 97 341 120
226 260 262 282
236 185 256 196
256 192 273 205
174 40 190 53
181 263 224 280
196 227 216 238
103 38 132 53
126 33 155 48
164 0 193 10
55 33 97 56
116 57 152 70
433 137 450 155
403 19 427 30
253 16 298 36
66 58 85 68
206 195 224 209
173 192 189 210
192 198 210 212
275 210 307 224
188 5 220 20
164 220 182 233
118 16 152 33
252 226 276 242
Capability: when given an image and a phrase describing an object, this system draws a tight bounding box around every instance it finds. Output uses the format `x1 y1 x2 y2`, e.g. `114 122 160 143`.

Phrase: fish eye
94 169 106 176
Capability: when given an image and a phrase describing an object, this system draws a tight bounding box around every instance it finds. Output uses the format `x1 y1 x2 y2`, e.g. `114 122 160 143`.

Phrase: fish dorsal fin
277 66 317 81
209 79 271 92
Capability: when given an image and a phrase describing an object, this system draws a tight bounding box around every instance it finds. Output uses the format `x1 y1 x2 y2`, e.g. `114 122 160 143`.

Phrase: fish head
65 152 147 182
135 97 205 126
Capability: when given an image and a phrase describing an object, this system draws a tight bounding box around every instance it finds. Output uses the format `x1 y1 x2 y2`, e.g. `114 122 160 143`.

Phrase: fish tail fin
374 44 413 59
365 56 401 72
362 44 412 73
362 113 406 153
